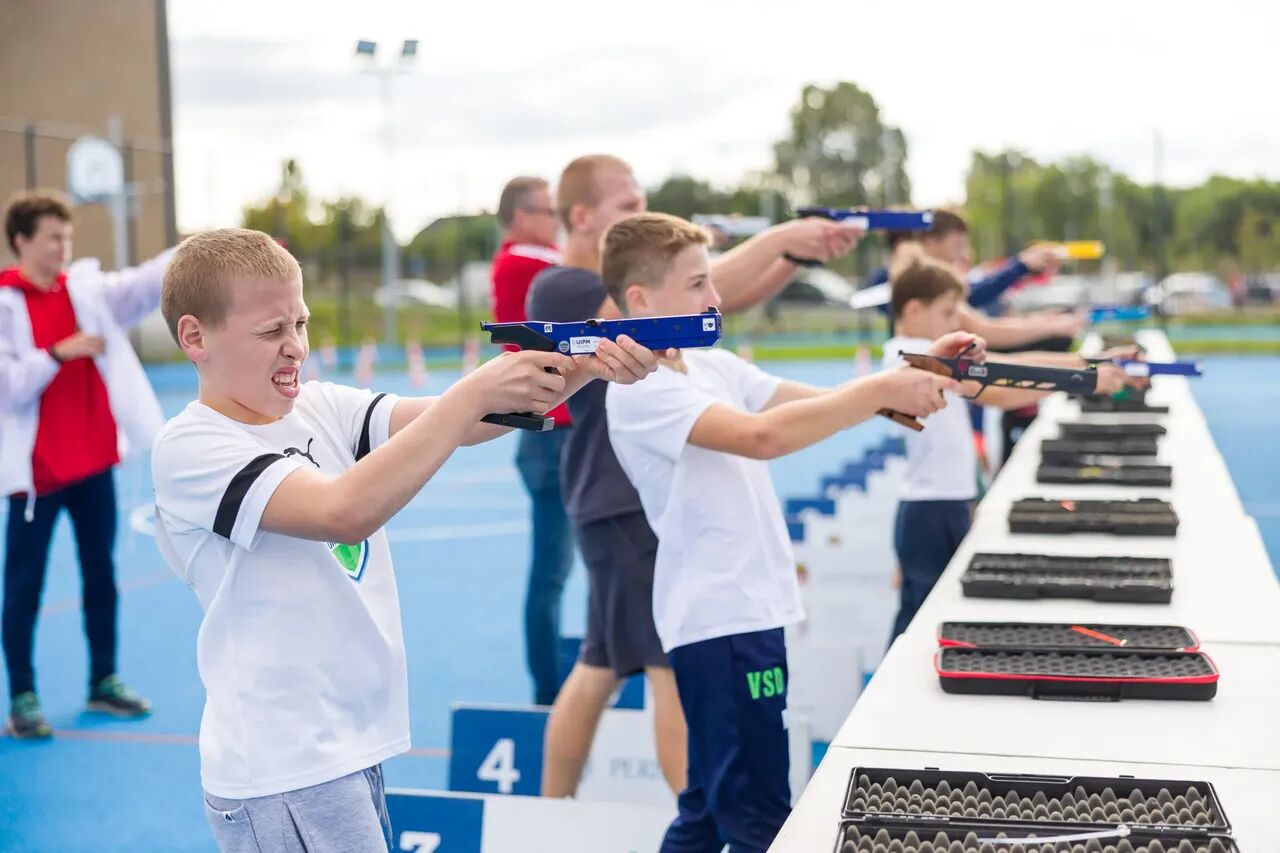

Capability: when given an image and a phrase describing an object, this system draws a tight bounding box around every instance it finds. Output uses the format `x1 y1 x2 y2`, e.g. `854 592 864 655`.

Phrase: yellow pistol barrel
1049 240 1105 260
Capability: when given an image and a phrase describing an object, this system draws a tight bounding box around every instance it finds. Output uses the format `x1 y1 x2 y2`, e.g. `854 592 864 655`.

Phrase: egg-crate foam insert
835 825 1237 853
1036 464 1172 488
1009 499 1179 537
961 553 1173 604
1058 422 1167 440
841 767 1231 834
935 648 1218 701
937 622 1198 652
1042 437 1162 458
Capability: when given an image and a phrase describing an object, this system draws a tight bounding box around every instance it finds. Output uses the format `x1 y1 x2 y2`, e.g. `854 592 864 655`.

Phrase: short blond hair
556 154 633 231
601 213 710 310
161 228 302 342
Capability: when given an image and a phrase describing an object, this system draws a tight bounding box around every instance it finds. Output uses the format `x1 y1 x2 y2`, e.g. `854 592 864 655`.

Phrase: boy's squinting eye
257 318 309 338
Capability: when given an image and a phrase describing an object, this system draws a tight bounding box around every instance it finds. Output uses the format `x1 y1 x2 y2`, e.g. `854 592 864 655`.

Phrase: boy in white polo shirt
882 247 1130 641
151 228 663 852
602 213 973 852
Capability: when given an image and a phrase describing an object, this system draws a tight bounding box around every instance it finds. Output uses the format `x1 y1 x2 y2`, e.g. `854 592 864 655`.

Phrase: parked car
1143 273 1233 315
777 266 857 307
1245 273 1280 305
1006 274 1095 311
373 279 458 309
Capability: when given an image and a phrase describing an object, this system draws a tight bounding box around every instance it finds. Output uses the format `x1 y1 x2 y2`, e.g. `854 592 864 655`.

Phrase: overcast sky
168 0 1280 239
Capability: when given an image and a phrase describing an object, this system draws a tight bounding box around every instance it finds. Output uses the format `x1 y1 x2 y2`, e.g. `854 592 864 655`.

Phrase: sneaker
8 692 53 739
87 675 152 719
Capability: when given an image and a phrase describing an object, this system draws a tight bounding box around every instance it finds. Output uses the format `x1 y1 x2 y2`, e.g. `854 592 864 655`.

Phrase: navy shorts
575 511 669 678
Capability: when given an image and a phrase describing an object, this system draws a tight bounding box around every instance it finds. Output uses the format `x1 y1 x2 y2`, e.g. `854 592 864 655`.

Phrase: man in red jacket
1 192 156 739
490 176 574 706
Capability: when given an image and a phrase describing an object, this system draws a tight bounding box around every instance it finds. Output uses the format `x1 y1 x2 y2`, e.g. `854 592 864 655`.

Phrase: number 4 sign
448 707 546 796
476 738 521 795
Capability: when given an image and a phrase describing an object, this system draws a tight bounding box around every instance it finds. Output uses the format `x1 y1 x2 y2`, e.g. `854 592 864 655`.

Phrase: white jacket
0 249 174 515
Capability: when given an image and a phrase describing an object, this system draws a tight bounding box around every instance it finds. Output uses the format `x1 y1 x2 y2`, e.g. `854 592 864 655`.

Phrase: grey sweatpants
203 765 392 852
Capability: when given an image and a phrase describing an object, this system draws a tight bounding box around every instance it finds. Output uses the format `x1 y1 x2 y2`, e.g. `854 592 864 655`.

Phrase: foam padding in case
961 553 1173 604
837 766 1237 852
1008 499 1179 537
1059 421 1167 439
835 825 1236 852
1036 464 1173 488
1041 437 1162 458
935 648 1218 701
937 622 1198 652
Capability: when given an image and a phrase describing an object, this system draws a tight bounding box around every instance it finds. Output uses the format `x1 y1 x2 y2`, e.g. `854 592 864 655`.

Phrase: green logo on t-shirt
328 540 369 582
282 437 371 583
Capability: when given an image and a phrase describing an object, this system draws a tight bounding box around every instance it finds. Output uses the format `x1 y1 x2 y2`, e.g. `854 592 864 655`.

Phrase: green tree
404 214 500 284
964 150 1037 260
1172 177 1280 270
964 151 1157 270
773 82 910 209
1237 208 1280 272
240 161 385 279
646 175 774 220
964 151 1280 273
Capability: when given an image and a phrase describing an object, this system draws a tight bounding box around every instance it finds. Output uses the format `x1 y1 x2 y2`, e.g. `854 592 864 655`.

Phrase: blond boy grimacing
151 228 663 852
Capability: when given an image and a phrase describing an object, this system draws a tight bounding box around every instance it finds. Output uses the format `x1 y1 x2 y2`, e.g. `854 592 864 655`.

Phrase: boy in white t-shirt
151 229 663 852
601 213 969 852
882 248 1129 641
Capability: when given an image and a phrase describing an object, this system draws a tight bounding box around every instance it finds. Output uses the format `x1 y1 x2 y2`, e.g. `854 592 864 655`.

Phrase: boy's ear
569 203 591 234
176 315 208 362
624 282 648 313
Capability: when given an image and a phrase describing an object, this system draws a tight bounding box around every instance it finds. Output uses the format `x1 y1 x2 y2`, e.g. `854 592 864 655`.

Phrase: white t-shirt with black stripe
152 381 407 799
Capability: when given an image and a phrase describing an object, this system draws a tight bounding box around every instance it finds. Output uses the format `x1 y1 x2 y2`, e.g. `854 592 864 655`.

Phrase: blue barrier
448 707 547 796
839 464 870 489
880 436 906 457
389 791 485 852
784 497 837 516
862 449 887 471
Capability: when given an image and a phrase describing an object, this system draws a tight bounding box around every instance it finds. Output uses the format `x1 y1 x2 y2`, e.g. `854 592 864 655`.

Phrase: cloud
168 0 1280 233
175 37 778 150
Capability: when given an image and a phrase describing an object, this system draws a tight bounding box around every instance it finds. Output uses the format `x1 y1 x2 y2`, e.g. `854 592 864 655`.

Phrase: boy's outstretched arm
958 303 1084 350
687 368 957 461
758 332 985 410
386 336 665 445
893 329 1108 410
587 219 863 319
259 350 570 544
974 352 1132 409
710 219 863 314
